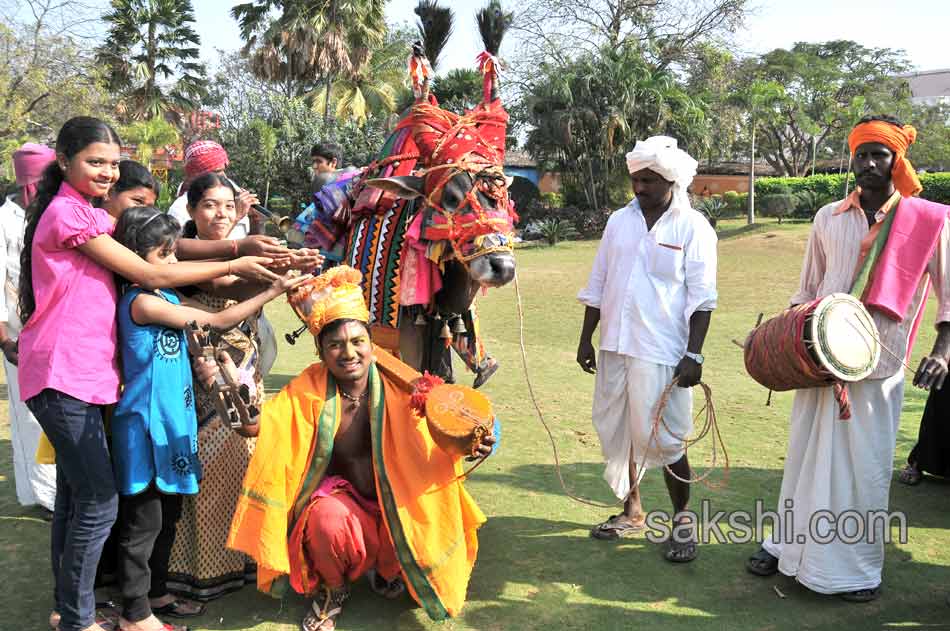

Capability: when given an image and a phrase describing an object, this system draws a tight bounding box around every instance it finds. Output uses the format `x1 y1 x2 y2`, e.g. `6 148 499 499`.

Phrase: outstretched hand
230 256 280 282
274 273 314 292
268 248 325 273
913 354 948 391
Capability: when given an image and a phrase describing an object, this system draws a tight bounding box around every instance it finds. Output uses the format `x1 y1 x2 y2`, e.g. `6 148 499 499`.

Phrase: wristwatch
684 351 704 365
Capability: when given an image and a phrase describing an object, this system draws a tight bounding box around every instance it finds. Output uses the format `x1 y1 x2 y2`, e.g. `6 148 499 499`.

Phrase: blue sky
193 0 949 73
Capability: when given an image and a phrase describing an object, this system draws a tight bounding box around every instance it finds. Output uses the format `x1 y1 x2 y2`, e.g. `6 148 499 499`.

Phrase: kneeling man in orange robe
227 266 495 630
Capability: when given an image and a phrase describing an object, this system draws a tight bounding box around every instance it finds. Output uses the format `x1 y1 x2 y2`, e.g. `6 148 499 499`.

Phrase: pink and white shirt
792 192 950 379
18 182 120 404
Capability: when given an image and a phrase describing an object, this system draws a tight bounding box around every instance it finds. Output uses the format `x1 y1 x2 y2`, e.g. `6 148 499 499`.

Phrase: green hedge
754 172 950 207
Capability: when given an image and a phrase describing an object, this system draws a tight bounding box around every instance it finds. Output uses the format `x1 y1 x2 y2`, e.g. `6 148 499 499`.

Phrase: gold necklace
339 388 367 403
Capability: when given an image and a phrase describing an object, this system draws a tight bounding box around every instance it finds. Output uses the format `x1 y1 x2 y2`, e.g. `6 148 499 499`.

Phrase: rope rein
513 274 729 509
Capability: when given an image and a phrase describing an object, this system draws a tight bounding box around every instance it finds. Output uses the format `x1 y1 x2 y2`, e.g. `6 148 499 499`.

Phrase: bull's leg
450 308 499 389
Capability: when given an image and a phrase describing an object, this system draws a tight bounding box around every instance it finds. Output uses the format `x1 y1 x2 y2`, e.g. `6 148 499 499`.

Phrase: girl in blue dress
110 206 309 631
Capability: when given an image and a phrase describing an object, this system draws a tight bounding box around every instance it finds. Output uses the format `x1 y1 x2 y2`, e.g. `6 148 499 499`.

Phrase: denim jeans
27 389 118 631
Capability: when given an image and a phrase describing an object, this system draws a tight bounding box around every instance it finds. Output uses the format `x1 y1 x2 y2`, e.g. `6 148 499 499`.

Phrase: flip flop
589 514 646 540
367 570 406 600
152 598 206 619
746 547 779 576
301 586 348 631
665 539 698 563
898 464 923 486
838 586 880 603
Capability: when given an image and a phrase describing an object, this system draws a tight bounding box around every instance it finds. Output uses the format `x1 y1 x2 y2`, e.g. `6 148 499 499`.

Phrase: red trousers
302 490 400 589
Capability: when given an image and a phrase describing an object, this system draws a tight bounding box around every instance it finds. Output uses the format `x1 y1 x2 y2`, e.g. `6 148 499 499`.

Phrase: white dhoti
592 350 693 499
762 371 903 593
4 357 56 510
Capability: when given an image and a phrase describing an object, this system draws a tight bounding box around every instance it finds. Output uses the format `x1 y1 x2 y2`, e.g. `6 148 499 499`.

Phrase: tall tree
747 41 912 177
523 41 704 217
728 79 784 224
231 0 386 122
0 0 111 171
97 0 207 121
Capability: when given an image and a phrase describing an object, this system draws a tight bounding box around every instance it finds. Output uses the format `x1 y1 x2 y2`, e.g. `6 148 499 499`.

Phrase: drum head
425 384 493 437
809 293 880 382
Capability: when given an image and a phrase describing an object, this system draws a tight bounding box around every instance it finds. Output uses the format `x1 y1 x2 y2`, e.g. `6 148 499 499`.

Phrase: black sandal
151 598 206 619
746 547 779 576
838 586 880 603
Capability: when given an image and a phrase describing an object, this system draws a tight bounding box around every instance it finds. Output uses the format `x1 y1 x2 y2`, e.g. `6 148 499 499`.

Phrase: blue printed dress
112 288 201 496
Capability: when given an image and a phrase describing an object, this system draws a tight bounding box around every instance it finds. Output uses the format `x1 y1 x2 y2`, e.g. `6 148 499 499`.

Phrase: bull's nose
489 254 515 285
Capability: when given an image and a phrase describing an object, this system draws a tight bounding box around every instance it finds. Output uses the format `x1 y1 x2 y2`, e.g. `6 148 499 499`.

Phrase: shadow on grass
468 513 950 631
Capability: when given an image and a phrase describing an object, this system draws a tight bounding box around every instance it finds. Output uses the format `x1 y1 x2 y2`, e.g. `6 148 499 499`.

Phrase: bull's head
367 165 516 293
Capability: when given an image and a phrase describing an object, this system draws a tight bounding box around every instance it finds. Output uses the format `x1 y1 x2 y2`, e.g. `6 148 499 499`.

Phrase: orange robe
227 361 485 619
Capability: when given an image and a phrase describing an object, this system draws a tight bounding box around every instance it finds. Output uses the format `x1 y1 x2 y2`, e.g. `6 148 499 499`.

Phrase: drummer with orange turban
227 265 495 631
746 115 950 602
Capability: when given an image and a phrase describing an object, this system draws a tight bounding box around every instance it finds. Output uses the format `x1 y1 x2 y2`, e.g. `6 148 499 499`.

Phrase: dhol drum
743 293 880 418
374 350 494 460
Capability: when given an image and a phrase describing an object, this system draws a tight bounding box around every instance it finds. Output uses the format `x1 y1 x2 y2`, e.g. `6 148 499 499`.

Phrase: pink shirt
18 182 120 404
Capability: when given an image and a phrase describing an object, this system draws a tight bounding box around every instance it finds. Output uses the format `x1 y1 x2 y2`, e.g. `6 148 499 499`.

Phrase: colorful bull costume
288 3 517 388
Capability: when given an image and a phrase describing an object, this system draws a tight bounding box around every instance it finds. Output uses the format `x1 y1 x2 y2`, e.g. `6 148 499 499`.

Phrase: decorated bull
287 0 517 388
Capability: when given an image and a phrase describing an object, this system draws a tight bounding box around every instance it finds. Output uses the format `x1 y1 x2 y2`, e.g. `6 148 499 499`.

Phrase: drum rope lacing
847 316 913 372
513 273 729 509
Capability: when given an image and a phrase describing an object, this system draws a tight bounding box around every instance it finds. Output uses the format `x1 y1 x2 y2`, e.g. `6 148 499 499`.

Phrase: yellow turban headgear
848 119 923 197
288 265 369 337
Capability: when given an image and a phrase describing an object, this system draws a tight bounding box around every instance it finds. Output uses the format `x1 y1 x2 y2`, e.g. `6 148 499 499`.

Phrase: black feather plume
476 0 513 56
414 0 454 71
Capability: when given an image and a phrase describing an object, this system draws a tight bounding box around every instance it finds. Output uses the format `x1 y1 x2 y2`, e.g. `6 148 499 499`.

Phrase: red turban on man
848 120 922 197
183 140 229 180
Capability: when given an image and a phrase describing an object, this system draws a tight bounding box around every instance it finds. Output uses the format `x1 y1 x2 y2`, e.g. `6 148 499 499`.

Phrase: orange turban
848 120 922 197
286 266 369 337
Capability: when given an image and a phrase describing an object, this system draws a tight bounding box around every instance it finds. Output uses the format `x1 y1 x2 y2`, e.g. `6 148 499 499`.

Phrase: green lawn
3 217 949 630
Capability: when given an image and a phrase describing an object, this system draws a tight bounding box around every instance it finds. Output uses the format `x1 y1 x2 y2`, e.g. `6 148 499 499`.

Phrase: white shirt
578 198 718 366
0 196 25 332
167 194 250 239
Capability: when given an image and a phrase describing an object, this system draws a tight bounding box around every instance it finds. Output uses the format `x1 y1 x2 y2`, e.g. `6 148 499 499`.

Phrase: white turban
625 136 698 195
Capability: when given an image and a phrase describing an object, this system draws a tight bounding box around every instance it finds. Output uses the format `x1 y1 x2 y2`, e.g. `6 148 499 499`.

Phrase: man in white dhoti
746 115 950 602
576 136 718 562
0 143 57 513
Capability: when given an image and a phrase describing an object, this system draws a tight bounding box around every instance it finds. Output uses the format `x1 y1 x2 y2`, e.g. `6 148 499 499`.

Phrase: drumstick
732 312 764 349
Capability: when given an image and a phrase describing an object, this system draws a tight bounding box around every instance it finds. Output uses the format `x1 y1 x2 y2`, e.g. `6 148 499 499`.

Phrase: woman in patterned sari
165 174 323 603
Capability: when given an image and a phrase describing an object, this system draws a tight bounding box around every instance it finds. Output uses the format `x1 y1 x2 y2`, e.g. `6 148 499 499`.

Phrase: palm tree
97 0 206 121
432 69 482 114
729 80 785 224
232 0 387 122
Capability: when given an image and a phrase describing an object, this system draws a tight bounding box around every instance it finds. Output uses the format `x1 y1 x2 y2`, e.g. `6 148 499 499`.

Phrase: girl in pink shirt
17 117 277 631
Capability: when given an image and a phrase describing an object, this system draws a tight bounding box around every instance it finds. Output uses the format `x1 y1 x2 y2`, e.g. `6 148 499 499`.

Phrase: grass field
2 217 950 630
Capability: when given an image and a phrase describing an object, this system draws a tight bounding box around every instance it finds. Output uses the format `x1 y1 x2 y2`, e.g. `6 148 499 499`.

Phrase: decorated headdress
390 0 517 262
848 119 922 197
287 266 370 337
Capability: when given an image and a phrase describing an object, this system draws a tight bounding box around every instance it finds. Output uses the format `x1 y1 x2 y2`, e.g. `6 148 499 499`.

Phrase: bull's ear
365 176 425 199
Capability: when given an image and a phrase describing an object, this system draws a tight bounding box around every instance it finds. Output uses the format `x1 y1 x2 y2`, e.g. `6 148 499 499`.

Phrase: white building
899 69 950 106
